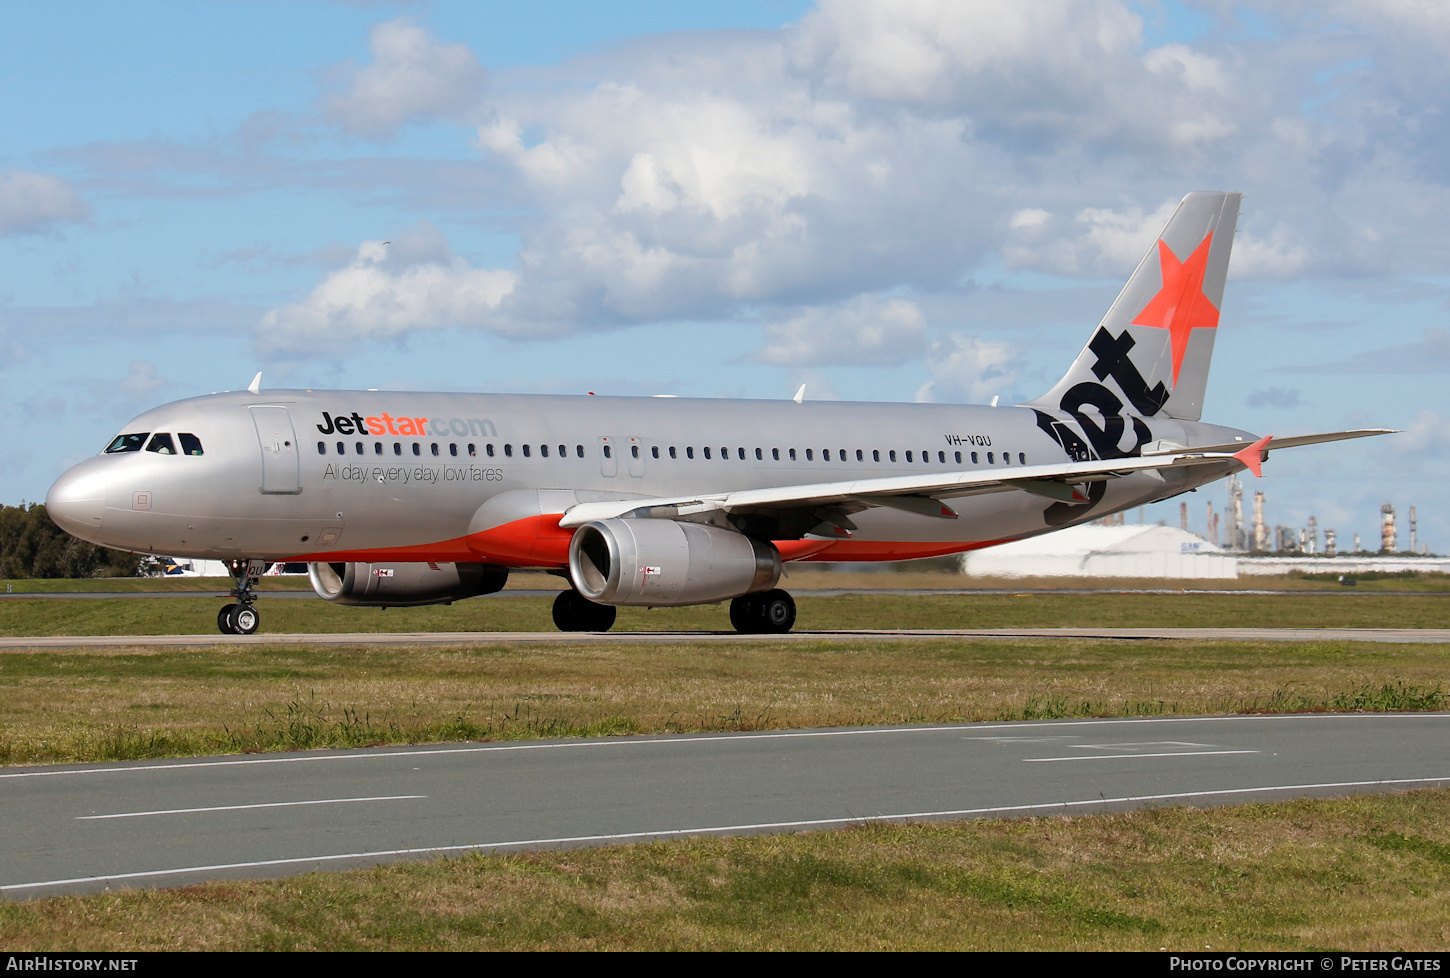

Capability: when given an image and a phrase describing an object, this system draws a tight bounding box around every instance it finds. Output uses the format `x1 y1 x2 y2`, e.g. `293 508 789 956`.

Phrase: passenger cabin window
971 452 978 464
905 451 913 462
772 448 780 461
355 442 364 455
805 449 813 461
1019 453 1026 465
449 444 458 457
374 442 383 455
889 450 897 462
575 445 584 458
540 445 549 458
704 447 712 459
856 449 864 462
394 443 402 456
686 447 694 459
412 443 421 456
468 444 477 457
522 444 531 458
789 449 797 461
559 445 567 458
317 441 326 455
954 451 962 464
938 451 946 463
486 444 495 457
652 446 660 459
146 433 176 455
105 433 149 454
336 442 345 455
872 450 880 462
178 433 204 456
987 452 995 463
670 446 678 459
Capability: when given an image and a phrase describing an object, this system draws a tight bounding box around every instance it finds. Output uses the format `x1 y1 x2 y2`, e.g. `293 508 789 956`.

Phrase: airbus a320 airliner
46 192 1390 635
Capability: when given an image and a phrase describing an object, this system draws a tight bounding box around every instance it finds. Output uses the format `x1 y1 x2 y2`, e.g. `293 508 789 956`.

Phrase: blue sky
3 0 1448 552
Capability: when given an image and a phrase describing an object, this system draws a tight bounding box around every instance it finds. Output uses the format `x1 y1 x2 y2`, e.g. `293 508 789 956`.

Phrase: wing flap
1143 428 1395 456
559 449 1244 528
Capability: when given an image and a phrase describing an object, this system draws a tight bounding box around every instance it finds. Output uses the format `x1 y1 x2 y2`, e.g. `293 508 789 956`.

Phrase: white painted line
1 712 1445 781
1023 750 1258 763
6 775 1449 894
76 795 426 820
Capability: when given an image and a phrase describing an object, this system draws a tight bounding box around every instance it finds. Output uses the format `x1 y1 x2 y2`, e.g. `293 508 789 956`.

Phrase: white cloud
255 221 515 354
324 19 484 139
1391 409 1450 457
258 6 1450 353
756 295 928 366
0 170 88 236
914 334 1021 404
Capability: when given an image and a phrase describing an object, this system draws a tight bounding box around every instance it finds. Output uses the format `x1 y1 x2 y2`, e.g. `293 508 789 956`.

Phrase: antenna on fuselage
793 385 805 404
248 372 262 395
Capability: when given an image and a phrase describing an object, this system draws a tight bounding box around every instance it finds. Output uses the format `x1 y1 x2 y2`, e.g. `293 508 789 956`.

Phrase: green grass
2 590 1448 636
0 637 1445 765
4 789 1449 949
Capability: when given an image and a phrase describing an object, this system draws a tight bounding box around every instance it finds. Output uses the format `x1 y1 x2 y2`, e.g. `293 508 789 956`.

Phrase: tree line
0 503 139 579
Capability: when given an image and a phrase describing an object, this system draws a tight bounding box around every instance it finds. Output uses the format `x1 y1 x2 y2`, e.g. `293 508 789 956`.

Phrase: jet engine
568 518 780 607
308 561 508 607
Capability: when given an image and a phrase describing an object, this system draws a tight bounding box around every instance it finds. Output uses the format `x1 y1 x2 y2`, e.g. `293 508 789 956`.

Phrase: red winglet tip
1233 435 1272 478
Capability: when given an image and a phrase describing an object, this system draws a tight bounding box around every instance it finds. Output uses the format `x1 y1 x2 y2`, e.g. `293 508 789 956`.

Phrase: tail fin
1027 191 1241 428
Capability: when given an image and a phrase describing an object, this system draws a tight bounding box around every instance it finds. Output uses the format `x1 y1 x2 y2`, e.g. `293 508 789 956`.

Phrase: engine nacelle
308 561 508 607
569 518 780 607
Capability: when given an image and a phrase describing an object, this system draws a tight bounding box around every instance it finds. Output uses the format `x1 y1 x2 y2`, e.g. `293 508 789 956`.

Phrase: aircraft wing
558 438 1273 529
1143 428 1395 456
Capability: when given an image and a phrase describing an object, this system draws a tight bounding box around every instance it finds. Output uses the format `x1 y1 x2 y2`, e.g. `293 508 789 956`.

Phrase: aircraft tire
553 590 617 632
217 604 238 635
757 589 796 634
729 594 762 634
230 604 260 635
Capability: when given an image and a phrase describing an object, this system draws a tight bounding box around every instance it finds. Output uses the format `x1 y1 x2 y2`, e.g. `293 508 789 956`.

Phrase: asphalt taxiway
2 712 1447 898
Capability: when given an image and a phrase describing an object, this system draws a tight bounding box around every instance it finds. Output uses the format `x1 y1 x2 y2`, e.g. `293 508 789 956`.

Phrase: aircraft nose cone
45 466 107 540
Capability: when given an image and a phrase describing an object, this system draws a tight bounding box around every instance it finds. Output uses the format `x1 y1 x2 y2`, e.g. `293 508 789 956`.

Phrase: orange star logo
1131 231 1219 387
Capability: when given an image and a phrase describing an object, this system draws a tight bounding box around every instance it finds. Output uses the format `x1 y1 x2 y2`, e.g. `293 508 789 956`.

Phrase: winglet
248 371 262 395
1233 434 1272 478
793 385 805 404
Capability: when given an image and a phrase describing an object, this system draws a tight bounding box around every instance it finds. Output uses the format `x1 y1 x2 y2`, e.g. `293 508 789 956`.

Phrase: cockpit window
104 433 149 454
145 433 177 455
178 433 204 456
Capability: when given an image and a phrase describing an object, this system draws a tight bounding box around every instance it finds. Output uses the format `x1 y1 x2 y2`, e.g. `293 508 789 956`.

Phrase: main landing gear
552 589 618 632
548 587 798 634
730 589 796 634
217 558 266 635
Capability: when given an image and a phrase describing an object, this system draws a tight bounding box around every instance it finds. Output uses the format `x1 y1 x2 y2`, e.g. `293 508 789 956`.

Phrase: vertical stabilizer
1027 192 1240 427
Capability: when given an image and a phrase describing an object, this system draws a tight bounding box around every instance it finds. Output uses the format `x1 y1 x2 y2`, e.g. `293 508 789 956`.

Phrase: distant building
961 524 1237 579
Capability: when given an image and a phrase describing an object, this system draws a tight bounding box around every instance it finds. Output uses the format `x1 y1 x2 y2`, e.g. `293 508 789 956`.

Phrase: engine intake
308 561 508 607
569 518 780 607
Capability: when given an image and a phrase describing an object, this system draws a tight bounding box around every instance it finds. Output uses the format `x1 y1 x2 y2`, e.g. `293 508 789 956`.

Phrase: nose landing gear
217 559 266 635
